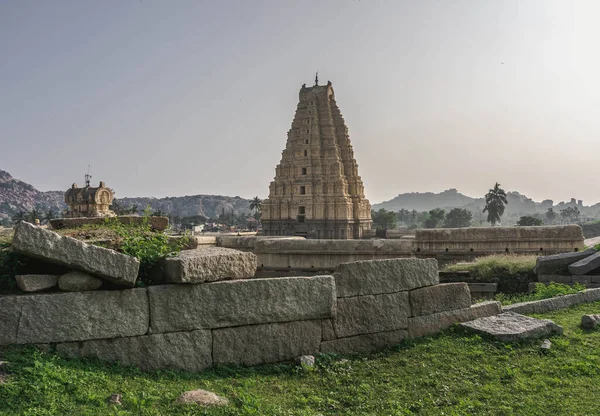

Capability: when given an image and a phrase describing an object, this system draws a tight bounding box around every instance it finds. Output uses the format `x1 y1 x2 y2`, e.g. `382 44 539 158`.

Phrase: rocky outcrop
12 222 140 286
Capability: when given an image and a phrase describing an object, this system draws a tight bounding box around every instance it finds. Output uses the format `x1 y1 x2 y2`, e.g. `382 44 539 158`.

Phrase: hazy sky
2 0 599 205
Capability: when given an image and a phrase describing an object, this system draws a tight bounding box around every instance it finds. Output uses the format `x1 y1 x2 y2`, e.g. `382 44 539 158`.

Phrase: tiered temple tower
261 80 372 239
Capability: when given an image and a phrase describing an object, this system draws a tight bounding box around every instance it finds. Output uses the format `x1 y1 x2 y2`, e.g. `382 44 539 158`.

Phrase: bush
517 216 543 226
443 254 537 293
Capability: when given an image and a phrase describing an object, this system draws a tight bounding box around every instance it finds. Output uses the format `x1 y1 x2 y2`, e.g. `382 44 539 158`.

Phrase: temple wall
0 259 500 372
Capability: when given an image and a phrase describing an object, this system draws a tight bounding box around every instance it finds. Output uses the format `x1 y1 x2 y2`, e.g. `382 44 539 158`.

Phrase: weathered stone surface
320 330 408 354
334 258 439 298
334 292 409 338
57 330 211 372
212 320 321 366
58 271 103 291
148 276 335 333
163 247 257 284
321 319 336 341
569 251 600 275
0 289 148 345
581 314 600 329
409 283 471 317
503 288 600 315
535 248 596 275
12 222 140 287
408 301 502 338
460 312 563 342
176 389 228 407
15 274 58 292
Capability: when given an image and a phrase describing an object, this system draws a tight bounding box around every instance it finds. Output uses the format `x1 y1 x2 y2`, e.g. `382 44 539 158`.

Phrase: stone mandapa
333 292 410 338
334 258 439 298
409 283 471 317
15 274 59 292
212 320 321 366
408 301 502 338
148 275 335 333
0 289 149 345
57 330 212 372
320 330 408 354
535 248 596 275
461 312 563 342
162 247 257 284
569 251 600 275
12 222 140 287
58 271 103 292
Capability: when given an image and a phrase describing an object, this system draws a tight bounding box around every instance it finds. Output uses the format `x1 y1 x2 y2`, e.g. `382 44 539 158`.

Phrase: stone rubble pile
534 248 600 289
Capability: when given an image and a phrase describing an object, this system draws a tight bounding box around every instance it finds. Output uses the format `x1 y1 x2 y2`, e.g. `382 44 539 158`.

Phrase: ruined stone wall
0 258 500 372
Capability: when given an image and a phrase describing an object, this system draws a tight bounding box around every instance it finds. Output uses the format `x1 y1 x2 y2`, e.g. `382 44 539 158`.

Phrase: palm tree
483 183 508 226
249 197 262 214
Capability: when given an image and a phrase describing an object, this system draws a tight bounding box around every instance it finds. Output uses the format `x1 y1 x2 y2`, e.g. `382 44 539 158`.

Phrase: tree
483 182 508 226
371 208 397 230
424 208 445 228
11 210 27 224
250 196 262 213
28 208 42 223
396 209 411 226
545 208 556 223
443 208 473 228
560 206 580 222
44 210 57 224
128 205 139 215
517 215 543 226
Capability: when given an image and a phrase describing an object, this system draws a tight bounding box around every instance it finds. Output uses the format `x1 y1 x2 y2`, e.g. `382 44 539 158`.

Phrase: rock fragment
15 274 59 292
176 389 228 407
58 271 103 292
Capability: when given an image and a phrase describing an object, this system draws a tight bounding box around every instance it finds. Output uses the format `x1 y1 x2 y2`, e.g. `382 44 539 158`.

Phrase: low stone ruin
534 248 600 289
461 312 563 342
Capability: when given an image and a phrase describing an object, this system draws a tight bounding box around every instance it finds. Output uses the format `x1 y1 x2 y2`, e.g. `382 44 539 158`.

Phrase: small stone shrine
65 176 115 218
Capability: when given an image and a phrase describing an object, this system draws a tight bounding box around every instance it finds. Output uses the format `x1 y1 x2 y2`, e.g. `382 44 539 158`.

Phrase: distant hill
0 169 252 223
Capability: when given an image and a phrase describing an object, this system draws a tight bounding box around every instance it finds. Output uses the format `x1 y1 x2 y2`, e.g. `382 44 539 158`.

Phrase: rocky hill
0 169 252 223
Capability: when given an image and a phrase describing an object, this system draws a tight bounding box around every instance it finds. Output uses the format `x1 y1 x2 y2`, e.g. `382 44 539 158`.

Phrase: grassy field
1 302 600 415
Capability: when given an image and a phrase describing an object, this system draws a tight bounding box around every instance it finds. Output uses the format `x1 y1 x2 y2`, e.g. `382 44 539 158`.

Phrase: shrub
443 254 537 293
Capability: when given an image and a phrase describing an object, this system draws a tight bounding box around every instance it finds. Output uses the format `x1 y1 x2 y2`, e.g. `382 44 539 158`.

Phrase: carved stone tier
262 81 371 239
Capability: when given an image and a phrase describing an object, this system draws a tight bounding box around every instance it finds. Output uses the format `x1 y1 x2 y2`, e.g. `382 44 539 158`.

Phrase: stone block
56 330 211 372
569 251 600 275
333 292 409 338
581 314 600 329
409 283 471 317
334 258 438 298
468 283 498 293
590 276 600 283
461 312 563 342
212 320 321 366
58 271 103 291
162 247 257 284
535 248 596 275
321 319 336 341
12 222 140 287
15 274 58 292
537 275 573 283
0 289 149 345
572 275 591 284
320 330 408 354
148 275 335 333
408 301 502 338
502 289 600 315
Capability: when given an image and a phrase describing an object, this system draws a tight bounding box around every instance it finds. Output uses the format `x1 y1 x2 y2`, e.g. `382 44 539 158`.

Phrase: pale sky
1 0 599 205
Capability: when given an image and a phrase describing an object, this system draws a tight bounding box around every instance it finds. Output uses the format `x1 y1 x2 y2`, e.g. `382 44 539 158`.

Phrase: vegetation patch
1 302 600 415
494 282 586 305
443 254 537 293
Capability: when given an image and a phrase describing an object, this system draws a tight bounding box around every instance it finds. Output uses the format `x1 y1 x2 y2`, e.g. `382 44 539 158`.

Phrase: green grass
494 282 587 305
2 302 600 415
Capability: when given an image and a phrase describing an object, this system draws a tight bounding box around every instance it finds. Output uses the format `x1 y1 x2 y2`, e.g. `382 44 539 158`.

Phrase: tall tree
11 210 26 224
545 208 556 224
443 208 472 228
44 210 57 224
483 183 508 226
249 197 262 214
424 208 445 228
371 208 397 230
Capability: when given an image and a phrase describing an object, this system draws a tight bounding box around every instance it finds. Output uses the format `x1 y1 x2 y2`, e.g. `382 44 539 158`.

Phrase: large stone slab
334 292 410 338
408 301 502 338
320 330 408 354
15 274 58 292
12 222 140 287
212 320 321 366
56 330 211 372
569 251 600 275
461 312 563 342
58 271 103 292
162 247 257 284
334 258 438 298
535 248 596 275
148 275 335 333
0 289 149 345
410 283 471 317
503 288 600 315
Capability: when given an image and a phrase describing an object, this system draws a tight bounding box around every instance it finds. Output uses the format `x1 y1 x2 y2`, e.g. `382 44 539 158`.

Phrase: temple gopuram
261 78 372 239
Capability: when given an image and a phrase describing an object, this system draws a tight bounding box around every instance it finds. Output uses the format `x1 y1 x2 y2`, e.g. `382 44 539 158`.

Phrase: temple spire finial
314 71 318 86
